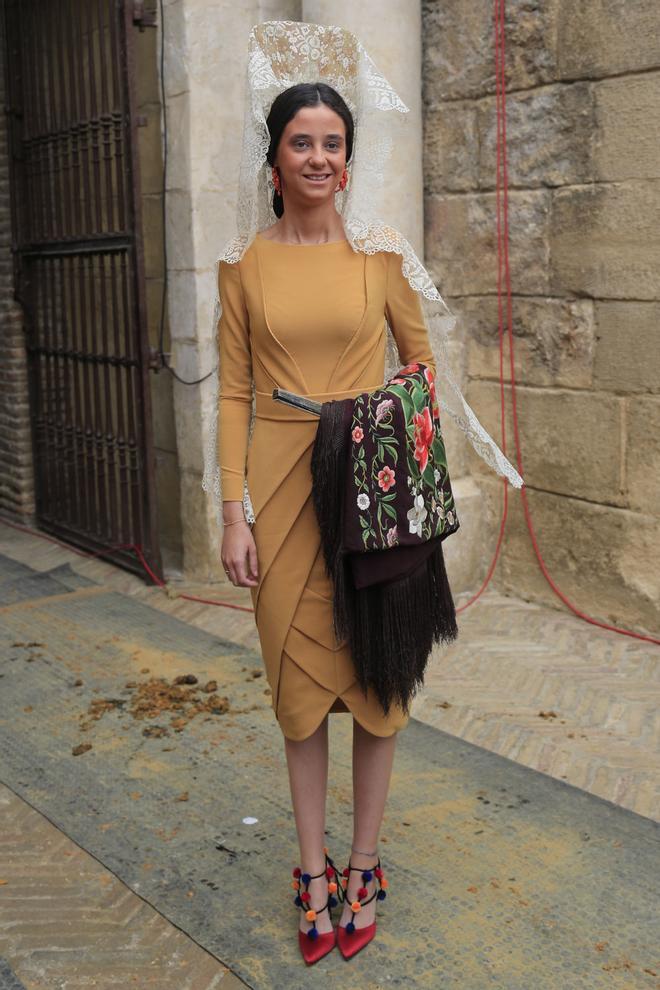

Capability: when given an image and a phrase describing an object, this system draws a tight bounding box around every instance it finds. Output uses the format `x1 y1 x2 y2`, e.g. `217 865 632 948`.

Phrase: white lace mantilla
201 20 524 528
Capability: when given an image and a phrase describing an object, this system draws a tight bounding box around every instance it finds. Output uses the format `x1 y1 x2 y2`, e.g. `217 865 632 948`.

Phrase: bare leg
283 715 333 934
339 718 398 929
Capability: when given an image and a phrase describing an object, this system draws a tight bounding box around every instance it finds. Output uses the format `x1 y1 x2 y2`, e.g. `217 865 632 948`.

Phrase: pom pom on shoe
293 867 302 878
329 895 338 907
381 878 389 889
346 921 355 934
361 870 373 882
294 895 302 906
377 889 387 900
374 867 383 880
357 886 368 899
307 927 318 940
300 891 311 903
328 881 337 894
305 909 317 922
326 866 335 879
351 900 362 913
342 867 350 877
301 872 311 884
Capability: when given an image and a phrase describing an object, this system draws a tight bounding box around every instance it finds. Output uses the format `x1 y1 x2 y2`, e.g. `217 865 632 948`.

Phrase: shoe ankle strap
346 855 381 872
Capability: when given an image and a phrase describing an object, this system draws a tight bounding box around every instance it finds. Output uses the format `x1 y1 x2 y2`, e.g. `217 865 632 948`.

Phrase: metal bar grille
5 0 162 579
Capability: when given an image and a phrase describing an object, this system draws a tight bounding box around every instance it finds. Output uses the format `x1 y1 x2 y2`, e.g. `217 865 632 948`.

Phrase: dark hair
265 82 354 218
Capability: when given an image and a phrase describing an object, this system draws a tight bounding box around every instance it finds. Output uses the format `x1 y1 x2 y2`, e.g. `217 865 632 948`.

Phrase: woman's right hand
221 520 259 587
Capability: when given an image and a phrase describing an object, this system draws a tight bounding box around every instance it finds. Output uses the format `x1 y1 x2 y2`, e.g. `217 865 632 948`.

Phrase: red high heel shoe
336 854 388 959
292 848 343 964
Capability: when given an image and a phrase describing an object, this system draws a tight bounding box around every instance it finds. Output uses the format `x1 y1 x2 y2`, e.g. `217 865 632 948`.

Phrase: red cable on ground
0 518 255 614
460 0 658 646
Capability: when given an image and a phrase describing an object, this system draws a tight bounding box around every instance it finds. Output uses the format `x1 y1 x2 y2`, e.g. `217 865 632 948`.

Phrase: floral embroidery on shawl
348 363 459 551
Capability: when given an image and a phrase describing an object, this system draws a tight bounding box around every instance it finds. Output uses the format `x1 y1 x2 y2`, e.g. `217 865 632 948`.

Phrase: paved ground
0 520 658 989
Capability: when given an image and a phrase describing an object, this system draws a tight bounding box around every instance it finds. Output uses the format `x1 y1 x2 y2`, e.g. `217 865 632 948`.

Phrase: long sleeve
384 251 436 378
216 260 252 501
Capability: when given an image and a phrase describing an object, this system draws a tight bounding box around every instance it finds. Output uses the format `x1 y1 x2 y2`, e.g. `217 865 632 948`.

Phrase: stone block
593 301 660 394
464 381 626 506
466 294 595 389
162 93 190 192
426 189 551 297
149 361 177 452
424 102 479 195
160 187 191 274
165 270 197 346
557 0 660 80
134 16 161 108
423 0 560 103
434 312 472 479
179 468 224 580
477 82 594 188
169 339 216 473
154 447 183 560
594 73 660 182
441 476 490 594
161 1 190 99
141 193 165 281
626 396 660 513
479 476 660 635
144 276 164 349
550 182 660 300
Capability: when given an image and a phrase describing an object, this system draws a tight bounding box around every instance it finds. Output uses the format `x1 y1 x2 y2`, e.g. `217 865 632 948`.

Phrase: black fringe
310 399 351 595
311 399 459 717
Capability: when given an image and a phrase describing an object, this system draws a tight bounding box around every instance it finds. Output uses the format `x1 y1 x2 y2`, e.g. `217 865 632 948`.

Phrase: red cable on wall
457 0 658 646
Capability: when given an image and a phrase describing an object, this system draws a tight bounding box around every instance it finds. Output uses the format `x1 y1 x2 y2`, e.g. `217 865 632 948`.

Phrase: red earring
271 166 281 194
338 167 348 192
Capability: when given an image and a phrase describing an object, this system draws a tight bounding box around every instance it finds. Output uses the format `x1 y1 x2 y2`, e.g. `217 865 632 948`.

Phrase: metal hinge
133 1 157 29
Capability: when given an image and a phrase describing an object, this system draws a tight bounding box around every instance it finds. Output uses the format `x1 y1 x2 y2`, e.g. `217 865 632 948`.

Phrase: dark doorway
4 0 162 579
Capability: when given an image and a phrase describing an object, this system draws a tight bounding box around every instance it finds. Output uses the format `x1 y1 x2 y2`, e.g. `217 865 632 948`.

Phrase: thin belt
254 384 382 422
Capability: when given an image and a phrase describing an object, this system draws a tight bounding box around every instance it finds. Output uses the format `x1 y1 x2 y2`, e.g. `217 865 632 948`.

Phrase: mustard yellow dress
217 233 436 741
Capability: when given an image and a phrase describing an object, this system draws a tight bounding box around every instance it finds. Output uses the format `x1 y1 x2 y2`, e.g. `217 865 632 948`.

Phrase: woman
219 81 414 964
207 20 523 966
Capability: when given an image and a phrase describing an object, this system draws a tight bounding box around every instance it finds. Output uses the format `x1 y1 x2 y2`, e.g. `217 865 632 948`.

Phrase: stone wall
134 1 184 571
422 0 660 634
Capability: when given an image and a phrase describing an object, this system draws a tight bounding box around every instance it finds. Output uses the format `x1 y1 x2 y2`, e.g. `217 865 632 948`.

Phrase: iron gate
4 0 162 579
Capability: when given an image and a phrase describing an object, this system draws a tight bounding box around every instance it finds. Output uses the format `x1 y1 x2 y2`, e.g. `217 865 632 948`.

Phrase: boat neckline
256 231 349 246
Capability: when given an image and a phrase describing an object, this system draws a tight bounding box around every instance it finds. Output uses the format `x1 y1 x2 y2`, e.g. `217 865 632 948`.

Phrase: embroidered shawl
309 362 460 715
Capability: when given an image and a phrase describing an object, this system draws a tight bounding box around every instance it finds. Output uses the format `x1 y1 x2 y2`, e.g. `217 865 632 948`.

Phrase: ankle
301 862 326 878
349 846 379 869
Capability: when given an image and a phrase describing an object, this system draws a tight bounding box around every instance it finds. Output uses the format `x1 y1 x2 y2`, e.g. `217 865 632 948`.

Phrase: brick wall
0 6 35 523
422 0 660 633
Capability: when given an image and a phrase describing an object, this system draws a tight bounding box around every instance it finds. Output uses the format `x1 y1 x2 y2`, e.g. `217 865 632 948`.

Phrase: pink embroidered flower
400 363 420 374
386 524 398 547
413 407 434 473
352 425 364 443
375 398 394 423
377 466 395 492
424 366 440 420
390 378 406 385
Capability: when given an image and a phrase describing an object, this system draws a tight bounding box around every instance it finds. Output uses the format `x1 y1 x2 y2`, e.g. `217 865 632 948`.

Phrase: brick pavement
0 520 657 989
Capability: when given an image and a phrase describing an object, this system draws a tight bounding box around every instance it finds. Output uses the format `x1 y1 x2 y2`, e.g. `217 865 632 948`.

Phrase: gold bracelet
223 517 245 527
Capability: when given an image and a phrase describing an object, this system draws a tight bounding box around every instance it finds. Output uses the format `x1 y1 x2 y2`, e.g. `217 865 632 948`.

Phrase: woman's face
274 102 347 207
